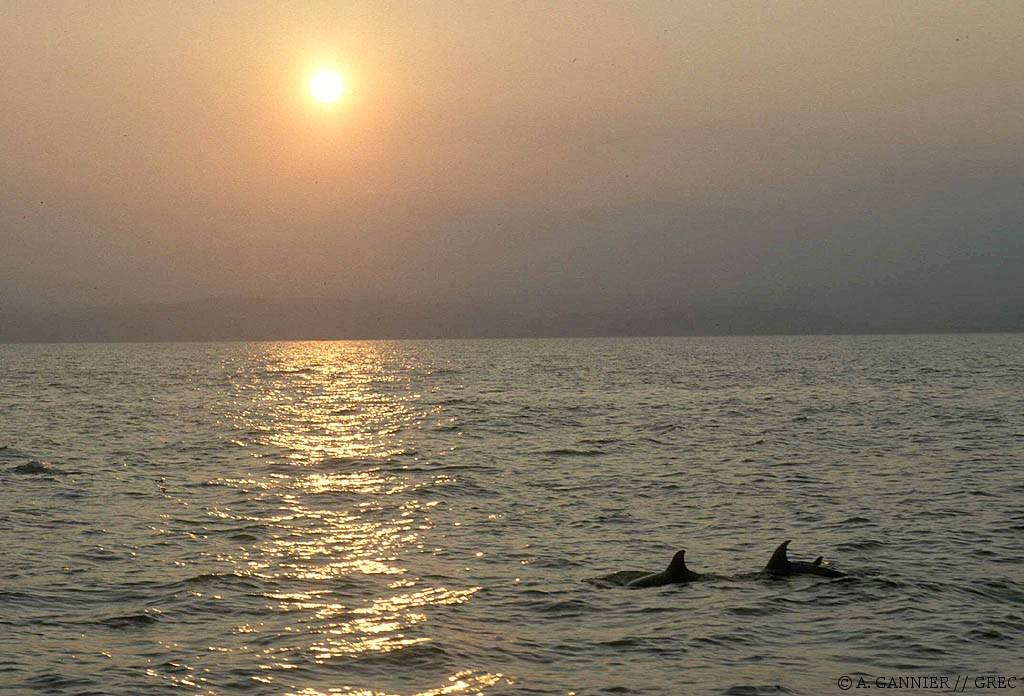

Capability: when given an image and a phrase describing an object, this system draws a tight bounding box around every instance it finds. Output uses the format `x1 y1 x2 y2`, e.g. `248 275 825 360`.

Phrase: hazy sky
2 1 1022 319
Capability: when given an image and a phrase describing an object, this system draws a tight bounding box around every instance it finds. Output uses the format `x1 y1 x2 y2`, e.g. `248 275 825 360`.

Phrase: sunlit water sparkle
1 336 1022 695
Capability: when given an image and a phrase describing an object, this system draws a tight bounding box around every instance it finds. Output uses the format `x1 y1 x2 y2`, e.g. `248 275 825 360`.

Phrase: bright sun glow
309 70 344 103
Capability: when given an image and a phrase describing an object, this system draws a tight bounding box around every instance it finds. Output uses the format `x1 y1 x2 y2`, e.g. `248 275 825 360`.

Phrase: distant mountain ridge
1 296 1020 342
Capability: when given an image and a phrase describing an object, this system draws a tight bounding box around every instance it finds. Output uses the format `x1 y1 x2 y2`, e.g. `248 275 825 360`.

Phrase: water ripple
1 336 1022 694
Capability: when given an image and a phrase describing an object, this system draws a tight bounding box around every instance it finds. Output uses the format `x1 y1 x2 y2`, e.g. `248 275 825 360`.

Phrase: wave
9 461 66 475
96 612 161 628
722 686 798 696
539 448 606 457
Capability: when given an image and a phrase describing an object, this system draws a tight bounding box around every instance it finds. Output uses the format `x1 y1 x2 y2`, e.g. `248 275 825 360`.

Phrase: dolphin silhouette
627 550 702 587
584 550 704 588
764 540 846 578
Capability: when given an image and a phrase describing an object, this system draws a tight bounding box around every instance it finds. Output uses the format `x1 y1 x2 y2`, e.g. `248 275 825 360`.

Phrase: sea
1 335 1021 695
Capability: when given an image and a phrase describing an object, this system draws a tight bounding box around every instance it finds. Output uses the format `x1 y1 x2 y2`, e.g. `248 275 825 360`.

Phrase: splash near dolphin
763 540 846 578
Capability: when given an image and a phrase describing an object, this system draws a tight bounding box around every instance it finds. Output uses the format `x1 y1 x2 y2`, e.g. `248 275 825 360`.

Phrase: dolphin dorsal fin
668 550 688 573
813 556 823 566
766 540 791 571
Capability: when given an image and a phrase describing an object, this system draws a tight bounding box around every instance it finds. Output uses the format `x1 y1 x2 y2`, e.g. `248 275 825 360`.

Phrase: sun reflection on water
287 669 508 696
230 343 423 464
200 343 498 692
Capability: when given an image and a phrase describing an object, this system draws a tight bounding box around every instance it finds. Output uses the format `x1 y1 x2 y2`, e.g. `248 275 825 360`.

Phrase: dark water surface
1 336 1022 695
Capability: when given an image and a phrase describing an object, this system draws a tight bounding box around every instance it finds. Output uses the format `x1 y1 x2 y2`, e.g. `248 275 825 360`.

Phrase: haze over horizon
2 2 1022 337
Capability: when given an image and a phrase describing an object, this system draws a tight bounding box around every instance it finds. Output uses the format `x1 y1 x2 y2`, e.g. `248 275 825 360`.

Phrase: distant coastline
2 297 1022 343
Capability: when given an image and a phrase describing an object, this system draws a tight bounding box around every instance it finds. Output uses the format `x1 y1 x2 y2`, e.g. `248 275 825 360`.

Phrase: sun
309 69 344 103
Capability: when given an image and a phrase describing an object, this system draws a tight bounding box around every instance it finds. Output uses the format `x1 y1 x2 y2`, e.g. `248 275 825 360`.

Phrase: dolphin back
791 561 847 578
765 540 847 578
625 549 699 588
626 570 672 588
764 540 792 574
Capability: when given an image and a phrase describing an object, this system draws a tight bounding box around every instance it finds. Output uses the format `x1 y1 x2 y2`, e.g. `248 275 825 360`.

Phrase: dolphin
627 550 702 587
764 540 846 578
585 550 703 588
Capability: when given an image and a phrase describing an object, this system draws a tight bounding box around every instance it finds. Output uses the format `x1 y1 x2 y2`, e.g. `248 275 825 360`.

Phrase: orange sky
1 1 1022 310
